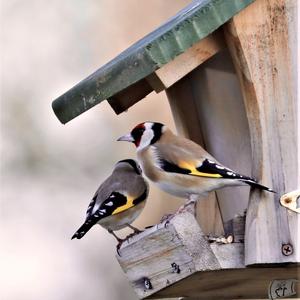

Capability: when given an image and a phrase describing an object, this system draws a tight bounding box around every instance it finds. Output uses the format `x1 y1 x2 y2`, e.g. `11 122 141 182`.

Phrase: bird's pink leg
126 223 143 234
160 194 199 224
108 229 124 255
176 194 199 218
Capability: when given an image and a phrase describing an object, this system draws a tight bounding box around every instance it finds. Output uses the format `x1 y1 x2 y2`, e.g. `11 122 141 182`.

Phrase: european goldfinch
72 159 149 247
118 122 274 213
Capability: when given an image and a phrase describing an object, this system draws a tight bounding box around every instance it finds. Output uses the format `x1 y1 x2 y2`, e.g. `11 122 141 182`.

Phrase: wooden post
186 49 253 223
224 0 298 265
166 47 256 227
166 76 224 236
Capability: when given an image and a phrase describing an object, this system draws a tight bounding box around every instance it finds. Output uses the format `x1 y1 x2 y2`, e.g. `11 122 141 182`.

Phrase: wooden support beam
224 0 298 265
166 47 255 230
107 79 153 114
186 50 253 223
109 30 225 115
166 75 224 236
147 30 225 92
151 266 299 299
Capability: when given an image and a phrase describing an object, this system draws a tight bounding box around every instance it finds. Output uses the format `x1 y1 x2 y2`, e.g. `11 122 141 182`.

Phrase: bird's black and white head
117 122 165 151
115 159 142 175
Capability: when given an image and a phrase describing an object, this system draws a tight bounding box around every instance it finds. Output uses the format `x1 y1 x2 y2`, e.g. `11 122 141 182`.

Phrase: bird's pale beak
117 133 134 142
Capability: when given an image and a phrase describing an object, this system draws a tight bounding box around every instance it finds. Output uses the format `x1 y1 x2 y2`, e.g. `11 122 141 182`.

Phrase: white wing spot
105 201 113 206
208 159 215 164
227 171 233 176
110 194 116 198
216 164 225 170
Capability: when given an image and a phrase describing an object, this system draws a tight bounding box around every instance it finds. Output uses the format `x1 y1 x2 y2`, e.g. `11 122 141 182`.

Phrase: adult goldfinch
72 159 149 247
117 122 274 212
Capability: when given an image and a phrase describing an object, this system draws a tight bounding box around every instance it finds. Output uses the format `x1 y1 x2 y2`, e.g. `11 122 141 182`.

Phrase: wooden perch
117 212 229 299
116 211 299 299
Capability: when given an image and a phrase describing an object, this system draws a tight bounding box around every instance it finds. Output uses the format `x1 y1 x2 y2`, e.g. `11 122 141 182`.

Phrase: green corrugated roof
52 0 254 124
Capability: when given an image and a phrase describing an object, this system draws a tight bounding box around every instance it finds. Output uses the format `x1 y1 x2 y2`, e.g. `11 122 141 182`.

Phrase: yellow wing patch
112 196 134 215
179 161 222 178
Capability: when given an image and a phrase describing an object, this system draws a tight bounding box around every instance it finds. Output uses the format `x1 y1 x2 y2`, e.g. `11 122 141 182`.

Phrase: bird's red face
117 122 164 150
117 123 146 148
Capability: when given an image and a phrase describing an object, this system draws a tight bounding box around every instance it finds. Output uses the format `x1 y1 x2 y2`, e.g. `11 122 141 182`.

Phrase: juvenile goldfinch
72 159 149 248
118 122 274 214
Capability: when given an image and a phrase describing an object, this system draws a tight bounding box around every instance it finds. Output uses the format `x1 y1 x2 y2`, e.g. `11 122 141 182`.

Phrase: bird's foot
116 240 125 256
175 199 197 218
160 213 174 223
160 201 198 227
126 223 143 235
108 229 125 256
144 224 155 229
160 213 177 228
125 231 142 240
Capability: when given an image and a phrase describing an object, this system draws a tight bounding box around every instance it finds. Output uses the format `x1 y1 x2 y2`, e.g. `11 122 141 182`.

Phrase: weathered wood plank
187 50 253 223
224 213 246 243
166 76 224 236
148 30 224 92
52 0 255 124
117 212 243 299
150 266 299 299
107 79 153 114
224 0 299 265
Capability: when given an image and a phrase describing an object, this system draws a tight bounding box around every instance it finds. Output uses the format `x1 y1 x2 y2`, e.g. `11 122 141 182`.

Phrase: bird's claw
116 241 123 256
125 230 142 240
160 213 175 228
160 213 174 223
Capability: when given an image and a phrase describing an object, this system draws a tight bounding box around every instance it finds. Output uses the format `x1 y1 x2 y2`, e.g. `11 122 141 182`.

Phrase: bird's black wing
158 158 274 192
72 189 148 240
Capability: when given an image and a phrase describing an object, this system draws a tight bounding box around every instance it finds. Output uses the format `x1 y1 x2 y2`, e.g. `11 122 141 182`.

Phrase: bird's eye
132 127 144 137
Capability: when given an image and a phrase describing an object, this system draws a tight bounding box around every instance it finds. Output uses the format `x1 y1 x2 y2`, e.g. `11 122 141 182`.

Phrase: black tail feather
71 220 95 240
240 179 275 193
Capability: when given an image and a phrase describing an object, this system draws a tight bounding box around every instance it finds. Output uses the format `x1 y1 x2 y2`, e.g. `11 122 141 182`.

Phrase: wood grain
166 75 224 236
148 30 224 91
150 265 299 299
188 50 253 223
224 0 299 265
117 212 244 299
52 0 255 124
107 79 153 114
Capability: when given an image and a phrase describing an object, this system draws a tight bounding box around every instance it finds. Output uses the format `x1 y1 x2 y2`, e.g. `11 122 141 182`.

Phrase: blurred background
1 1 190 299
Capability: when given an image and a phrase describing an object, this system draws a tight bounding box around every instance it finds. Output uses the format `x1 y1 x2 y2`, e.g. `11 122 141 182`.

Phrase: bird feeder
52 0 299 299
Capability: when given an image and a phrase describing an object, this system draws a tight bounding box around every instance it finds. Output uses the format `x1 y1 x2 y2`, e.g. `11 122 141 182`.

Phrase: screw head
282 243 293 256
171 262 181 274
143 277 152 290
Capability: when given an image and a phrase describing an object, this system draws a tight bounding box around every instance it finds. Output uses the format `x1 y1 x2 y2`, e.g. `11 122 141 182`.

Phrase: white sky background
0 1 190 299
